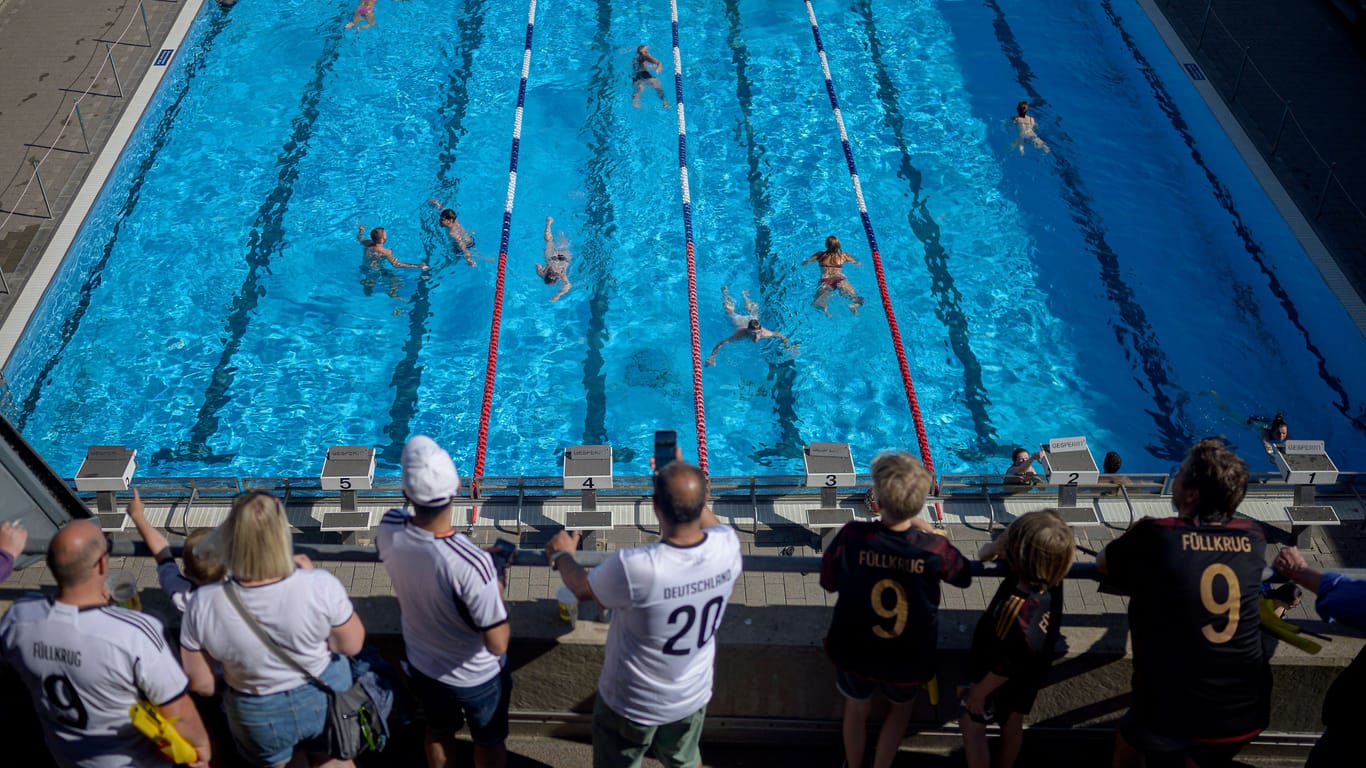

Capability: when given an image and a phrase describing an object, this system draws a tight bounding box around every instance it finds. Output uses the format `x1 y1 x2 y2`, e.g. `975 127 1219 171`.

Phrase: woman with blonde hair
180 492 366 768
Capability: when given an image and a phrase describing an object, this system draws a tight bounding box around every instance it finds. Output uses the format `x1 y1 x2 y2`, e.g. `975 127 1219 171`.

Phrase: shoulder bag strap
224 580 333 692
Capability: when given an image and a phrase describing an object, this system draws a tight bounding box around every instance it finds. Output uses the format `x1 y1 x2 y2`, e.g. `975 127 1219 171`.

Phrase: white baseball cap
401 435 460 506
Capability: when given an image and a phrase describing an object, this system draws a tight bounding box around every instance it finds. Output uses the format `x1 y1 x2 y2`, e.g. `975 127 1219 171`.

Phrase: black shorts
961 668 1046 723
632 70 654 83
836 668 922 705
1119 709 1258 767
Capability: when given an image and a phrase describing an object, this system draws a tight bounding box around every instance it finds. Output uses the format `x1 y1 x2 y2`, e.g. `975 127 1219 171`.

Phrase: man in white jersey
0 520 211 768
377 435 511 768
546 457 743 768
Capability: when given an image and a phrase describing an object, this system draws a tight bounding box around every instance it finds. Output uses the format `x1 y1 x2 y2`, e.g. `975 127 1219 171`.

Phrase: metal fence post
1197 0 1213 51
31 158 53 219
1271 100 1291 154
105 43 125 98
1316 162 1337 220
139 0 151 46
1231 46 1249 103
74 99 91 153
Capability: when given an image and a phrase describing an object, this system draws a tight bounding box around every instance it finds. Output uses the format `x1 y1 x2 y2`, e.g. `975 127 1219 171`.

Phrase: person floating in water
345 0 377 30
1010 101 1049 155
802 235 865 316
631 45 670 110
428 198 476 267
1005 446 1044 485
1261 413 1290 461
536 216 572 302
356 224 427 271
706 286 793 366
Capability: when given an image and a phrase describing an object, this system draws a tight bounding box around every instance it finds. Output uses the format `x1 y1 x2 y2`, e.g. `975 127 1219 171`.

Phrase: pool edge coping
0 0 208 369
1134 0 1366 339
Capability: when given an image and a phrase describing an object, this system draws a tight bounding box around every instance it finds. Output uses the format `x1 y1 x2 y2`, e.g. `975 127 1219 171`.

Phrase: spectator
125 489 224 612
377 436 511 768
179 492 366 768
1005 447 1043 485
1271 546 1366 767
960 509 1073 768
1098 438 1269 767
0 518 28 583
0 519 212 767
820 451 971 768
545 457 741 768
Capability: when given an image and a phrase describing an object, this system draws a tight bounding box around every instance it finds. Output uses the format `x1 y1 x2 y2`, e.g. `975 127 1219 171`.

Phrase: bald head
47 520 106 588
653 461 707 525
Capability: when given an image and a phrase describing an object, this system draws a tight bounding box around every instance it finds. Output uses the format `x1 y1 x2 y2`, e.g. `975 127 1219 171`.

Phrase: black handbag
224 582 386 759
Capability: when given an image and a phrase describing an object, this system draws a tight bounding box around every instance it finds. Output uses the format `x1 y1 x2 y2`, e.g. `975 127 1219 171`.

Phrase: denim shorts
408 663 511 747
223 655 351 767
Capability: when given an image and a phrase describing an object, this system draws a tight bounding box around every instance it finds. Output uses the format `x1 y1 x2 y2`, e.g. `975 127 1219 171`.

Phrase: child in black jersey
820 451 971 768
960 509 1074 768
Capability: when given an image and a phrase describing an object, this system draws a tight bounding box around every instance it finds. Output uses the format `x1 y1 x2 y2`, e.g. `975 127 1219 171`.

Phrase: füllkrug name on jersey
663 570 734 600
30 641 82 666
1180 533 1254 553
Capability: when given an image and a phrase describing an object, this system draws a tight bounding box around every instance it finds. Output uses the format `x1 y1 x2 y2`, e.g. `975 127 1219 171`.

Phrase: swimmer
801 235 865 316
535 216 572 302
1262 413 1290 461
1005 446 1044 485
428 198 476 267
356 224 427 271
345 0 376 30
631 45 670 110
705 286 793 366
1010 101 1050 155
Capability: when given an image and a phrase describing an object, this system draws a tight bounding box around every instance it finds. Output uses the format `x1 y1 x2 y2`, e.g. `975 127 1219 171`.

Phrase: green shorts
591 694 706 768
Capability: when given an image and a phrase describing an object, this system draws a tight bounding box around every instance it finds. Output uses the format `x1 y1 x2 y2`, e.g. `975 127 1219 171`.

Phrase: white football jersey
590 525 743 726
0 598 189 768
376 510 507 687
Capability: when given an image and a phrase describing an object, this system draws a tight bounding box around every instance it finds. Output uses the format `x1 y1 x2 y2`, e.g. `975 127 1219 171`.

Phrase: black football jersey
1104 516 1270 740
820 521 971 683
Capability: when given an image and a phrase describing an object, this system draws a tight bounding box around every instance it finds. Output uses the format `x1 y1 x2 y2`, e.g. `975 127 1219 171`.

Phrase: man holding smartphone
377 435 512 768
546 434 743 768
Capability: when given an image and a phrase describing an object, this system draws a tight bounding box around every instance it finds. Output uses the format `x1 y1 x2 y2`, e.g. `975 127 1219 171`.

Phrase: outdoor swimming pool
2 0 1364 479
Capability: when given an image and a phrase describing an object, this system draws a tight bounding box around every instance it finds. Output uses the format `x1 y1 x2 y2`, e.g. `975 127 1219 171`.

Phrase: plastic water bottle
556 585 578 629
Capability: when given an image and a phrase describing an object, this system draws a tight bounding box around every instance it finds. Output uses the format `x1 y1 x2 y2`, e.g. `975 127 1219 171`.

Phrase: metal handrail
0 0 156 293
1162 0 1365 224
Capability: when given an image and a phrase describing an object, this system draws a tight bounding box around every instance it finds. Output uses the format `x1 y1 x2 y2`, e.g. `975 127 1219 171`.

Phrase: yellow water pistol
129 701 198 764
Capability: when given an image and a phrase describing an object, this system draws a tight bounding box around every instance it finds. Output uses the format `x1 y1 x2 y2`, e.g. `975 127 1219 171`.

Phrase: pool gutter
0 0 208 368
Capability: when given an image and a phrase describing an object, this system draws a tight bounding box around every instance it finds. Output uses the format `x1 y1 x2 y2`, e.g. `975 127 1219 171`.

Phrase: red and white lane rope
669 0 711 475
471 0 539 517
802 0 936 476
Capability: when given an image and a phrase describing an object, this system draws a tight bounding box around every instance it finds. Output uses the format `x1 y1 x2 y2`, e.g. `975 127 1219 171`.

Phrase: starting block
564 445 613 531
1040 437 1099 526
75 446 137 531
319 446 375 531
803 442 856 530
1276 442 1341 546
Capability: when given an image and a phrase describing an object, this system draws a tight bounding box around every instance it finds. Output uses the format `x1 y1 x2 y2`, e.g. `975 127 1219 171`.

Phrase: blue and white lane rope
473 0 538 506
670 0 711 475
802 0 936 476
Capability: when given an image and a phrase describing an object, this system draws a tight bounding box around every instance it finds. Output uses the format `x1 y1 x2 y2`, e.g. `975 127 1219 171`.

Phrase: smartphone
653 430 677 472
489 538 517 571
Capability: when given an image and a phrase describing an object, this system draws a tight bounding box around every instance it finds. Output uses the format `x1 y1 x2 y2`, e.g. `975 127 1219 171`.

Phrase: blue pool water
3 0 1364 479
